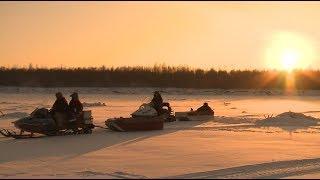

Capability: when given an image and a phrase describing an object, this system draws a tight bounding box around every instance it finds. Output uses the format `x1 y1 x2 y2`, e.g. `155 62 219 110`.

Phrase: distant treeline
0 65 319 89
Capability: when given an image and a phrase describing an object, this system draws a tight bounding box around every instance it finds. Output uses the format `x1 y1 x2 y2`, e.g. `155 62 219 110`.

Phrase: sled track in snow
165 158 320 179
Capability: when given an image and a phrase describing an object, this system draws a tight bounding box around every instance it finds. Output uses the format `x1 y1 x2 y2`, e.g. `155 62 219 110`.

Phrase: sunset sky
1 1 320 70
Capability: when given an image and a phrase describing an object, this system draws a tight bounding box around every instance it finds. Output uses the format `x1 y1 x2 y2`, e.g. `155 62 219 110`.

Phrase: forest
0 65 319 89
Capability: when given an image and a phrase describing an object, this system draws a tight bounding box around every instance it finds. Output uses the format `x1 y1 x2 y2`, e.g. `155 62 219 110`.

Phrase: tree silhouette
0 65 316 89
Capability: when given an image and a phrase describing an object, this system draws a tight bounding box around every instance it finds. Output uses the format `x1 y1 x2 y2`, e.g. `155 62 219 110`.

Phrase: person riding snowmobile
50 92 68 115
150 91 164 115
149 91 172 116
68 92 83 118
67 92 84 131
50 92 69 128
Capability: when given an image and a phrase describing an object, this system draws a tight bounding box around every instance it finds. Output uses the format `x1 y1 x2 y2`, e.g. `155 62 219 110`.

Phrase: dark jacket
51 97 68 114
69 99 83 114
151 93 163 111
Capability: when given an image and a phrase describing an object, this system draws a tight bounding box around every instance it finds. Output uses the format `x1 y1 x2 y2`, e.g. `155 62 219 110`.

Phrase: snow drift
256 112 319 127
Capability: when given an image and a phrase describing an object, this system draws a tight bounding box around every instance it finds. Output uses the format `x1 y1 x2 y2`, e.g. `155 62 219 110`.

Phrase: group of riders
50 92 83 118
47 92 83 129
48 90 214 128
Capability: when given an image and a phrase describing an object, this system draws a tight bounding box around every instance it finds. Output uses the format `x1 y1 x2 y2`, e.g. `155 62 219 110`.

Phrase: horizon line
1 64 320 72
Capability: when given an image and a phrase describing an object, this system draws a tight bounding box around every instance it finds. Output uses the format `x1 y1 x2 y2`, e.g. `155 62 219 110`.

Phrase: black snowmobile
0 108 95 139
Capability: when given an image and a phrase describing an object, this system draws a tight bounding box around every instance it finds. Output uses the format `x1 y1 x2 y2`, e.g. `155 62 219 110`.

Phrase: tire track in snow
165 158 320 179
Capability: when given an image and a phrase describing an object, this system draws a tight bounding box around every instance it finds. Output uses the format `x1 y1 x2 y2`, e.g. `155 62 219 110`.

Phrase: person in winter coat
50 92 68 115
150 91 164 114
50 92 69 128
68 92 83 117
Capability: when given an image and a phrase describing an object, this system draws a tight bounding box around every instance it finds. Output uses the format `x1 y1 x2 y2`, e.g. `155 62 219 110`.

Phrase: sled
105 116 164 132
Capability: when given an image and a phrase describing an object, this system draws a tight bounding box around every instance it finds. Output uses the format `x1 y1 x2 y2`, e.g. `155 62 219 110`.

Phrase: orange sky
1 1 320 70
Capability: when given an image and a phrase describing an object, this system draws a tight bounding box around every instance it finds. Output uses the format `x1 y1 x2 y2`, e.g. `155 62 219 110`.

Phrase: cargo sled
106 116 164 132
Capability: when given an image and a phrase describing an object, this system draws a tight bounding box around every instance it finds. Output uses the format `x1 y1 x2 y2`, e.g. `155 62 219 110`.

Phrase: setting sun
281 49 299 71
265 32 315 71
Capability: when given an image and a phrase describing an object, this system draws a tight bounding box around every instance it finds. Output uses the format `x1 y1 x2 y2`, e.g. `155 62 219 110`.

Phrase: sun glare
265 32 315 71
281 49 299 71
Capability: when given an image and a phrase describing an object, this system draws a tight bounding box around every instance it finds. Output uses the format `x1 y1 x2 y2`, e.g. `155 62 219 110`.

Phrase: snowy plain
1 87 320 178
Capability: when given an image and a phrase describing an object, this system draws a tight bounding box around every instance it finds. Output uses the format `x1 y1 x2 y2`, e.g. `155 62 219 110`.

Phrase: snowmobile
175 103 215 121
131 102 176 122
105 102 176 132
0 108 95 139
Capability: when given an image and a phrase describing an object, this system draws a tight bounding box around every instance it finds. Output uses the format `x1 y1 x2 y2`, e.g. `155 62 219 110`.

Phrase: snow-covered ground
1 87 320 178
